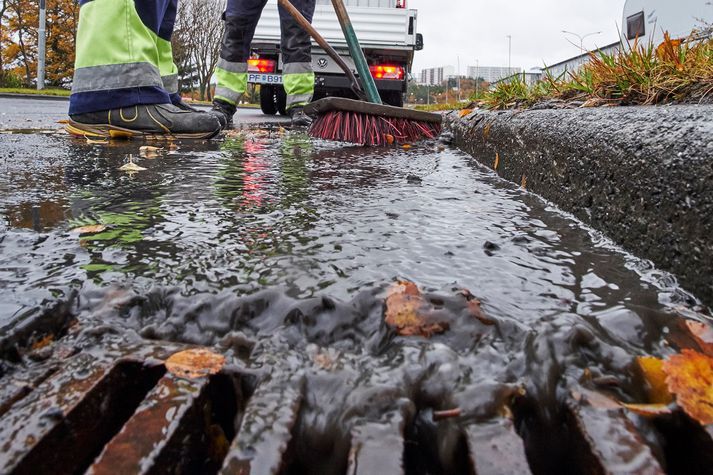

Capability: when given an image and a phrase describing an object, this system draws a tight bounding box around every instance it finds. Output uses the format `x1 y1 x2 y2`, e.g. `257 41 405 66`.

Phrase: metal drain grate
1 343 712 475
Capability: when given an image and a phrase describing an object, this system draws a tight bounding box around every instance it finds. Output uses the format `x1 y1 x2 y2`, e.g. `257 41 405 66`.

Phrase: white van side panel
622 0 712 45
253 0 417 48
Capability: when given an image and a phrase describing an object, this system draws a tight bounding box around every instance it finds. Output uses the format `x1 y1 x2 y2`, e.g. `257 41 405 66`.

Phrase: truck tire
260 86 278 115
382 91 404 108
276 86 288 116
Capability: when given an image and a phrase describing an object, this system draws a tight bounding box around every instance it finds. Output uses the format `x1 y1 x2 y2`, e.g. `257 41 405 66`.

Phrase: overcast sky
410 0 626 73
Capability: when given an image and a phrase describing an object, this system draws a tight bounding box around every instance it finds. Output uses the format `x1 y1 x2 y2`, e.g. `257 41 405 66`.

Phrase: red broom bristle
309 111 442 146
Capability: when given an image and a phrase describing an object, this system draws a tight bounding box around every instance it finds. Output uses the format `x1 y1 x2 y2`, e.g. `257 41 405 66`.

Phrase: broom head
305 97 442 146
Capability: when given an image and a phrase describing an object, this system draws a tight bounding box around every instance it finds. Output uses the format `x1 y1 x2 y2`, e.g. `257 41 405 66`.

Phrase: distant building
543 42 620 78
467 66 522 83
419 66 455 86
493 71 544 87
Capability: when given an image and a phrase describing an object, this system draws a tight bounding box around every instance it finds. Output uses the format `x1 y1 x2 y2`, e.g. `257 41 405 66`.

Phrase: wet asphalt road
0 96 288 130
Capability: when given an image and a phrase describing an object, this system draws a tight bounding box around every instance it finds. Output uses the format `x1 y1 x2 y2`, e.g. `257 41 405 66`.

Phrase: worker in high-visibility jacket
209 0 316 128
67 0 221 139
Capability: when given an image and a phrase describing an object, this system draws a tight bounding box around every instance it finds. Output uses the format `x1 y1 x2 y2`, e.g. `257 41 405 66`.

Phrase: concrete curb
445 105 713 307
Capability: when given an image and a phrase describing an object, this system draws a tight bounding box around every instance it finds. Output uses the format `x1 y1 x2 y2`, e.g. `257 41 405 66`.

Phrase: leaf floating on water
459 289 495 325
684 320 713 357
139 146 162 153
637 356 674 404
621 403 672 418
165 348 226 379
71 224 107 235
119 155 146 172
663 349 713 425
384 281 447 337
402 144 412 150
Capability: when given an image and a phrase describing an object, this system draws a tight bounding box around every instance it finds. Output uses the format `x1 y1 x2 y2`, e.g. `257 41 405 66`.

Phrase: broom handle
330 0 382 104
276 0 366 100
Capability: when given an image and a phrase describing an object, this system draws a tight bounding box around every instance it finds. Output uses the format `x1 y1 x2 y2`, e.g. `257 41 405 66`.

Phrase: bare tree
175 0 224 101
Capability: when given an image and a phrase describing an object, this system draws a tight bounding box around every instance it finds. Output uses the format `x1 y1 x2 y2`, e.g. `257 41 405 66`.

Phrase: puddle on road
0 127 711 473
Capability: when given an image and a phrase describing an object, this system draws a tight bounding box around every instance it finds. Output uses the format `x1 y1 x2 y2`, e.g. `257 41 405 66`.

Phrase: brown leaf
385 281 447 337
663 349 713 425
459 289 495 325
31 334 54 351
458 109 473 118
402 144 412 150
494 152 500 170
165 348 225 379
71 224 107 235
621 403 672 418
684 320 713 357
384 134 395 145
637 356 674 404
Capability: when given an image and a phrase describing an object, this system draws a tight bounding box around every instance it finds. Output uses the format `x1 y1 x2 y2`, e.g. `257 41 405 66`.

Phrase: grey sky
410 0 626 73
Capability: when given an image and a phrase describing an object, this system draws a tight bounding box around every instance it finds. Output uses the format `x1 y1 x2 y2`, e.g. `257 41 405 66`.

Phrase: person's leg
278 0 315 124
211 0 269 127
68 0 220 138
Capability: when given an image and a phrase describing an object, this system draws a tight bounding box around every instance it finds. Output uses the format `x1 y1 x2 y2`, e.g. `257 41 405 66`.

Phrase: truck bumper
315 75 406 93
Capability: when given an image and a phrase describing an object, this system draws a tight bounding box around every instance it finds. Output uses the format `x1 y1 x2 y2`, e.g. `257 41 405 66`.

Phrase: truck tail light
369 65 405 80
396 0 407 8
247 58 277 73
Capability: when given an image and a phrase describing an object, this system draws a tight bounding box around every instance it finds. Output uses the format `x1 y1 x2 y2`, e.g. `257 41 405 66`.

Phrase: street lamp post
506 35 512 71
561 30 602 53
38 0 46 90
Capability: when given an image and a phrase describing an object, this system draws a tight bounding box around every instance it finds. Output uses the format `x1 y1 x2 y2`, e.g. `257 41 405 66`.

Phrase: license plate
247 73 283 84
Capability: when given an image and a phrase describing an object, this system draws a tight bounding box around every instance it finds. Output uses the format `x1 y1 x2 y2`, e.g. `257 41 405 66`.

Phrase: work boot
172 97 201 113
67 103 222 139
289 107 313 127
209 99 236 129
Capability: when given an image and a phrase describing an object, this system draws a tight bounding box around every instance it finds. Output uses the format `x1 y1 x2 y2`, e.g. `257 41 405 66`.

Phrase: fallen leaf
139 146 162 153
637 356 674 404
119 162 147 171
621 403 672 418
577 388 621 410
385 281 448 337
459 289 495 325
458 109 473 118
71 224 107 235
86 137 108 145
521 175 527 189
31 334 54 351
433 408 462 421
402 144 412 150
494 152 500 170
384 134 395 145
684 320 713 357
165 348 225 379
663 349 713 425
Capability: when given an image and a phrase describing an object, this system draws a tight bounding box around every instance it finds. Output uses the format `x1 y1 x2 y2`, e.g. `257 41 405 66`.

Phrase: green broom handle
331 0 383 105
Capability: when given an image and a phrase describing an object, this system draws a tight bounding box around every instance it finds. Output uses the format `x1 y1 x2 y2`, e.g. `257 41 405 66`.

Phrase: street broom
277 0 442 146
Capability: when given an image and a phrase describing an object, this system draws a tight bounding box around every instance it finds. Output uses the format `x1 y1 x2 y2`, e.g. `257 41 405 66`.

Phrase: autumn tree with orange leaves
0 0 78 87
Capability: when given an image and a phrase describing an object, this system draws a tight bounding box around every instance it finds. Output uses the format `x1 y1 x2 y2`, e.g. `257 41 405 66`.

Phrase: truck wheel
276 86 288 116
260 86 278 115
382 91 404 108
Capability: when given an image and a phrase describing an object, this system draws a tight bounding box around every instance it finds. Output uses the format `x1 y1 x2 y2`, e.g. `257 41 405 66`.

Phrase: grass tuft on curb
482 33 713 110
0 87 71 97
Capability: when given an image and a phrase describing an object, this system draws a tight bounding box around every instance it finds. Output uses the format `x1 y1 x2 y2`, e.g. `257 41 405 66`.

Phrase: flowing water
0 127 710 473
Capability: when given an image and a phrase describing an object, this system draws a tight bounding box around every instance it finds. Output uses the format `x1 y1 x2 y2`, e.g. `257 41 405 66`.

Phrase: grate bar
347 409 408 475
220 375 305 475
466 419 532 475
88 373 212 475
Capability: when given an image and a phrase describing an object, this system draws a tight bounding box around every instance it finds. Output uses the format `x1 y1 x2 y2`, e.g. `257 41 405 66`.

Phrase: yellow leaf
621 403 672 418
402 144 412 150
637 356 674 404
384 134 395 145
71 224 107 235
663 349 713 425
684 320 713 357
494 152 500 170
385 281 447 337
165 348 226 380
458 109 473 118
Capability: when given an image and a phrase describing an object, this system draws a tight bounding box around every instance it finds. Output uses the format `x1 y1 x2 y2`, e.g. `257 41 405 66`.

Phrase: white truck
246 0 423 115
622 0 712 46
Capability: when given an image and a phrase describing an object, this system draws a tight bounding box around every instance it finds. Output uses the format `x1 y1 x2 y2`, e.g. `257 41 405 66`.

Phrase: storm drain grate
1 344 712 475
